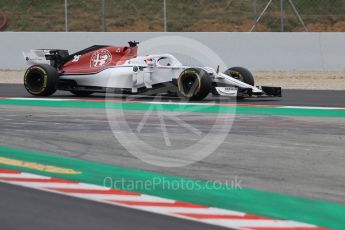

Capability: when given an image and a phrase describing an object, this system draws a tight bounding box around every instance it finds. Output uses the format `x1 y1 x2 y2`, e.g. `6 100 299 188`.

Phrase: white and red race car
23 41 281 100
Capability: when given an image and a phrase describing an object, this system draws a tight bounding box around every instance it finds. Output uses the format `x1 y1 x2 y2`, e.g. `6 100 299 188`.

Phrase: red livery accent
61 45 138 74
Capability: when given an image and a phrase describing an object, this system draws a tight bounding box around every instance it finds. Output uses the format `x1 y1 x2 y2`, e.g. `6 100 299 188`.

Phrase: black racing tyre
24 64 58 96
70 91 94 97
224 67 254 86
177 68 212 101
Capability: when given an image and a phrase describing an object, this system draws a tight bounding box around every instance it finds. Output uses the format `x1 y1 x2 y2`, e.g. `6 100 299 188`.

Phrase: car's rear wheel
24 64 58 96
177 68 212 101
70 91 94 97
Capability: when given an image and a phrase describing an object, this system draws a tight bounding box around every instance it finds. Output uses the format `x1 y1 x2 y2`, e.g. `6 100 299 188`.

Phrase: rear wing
23 49 51 66
23 49 69 67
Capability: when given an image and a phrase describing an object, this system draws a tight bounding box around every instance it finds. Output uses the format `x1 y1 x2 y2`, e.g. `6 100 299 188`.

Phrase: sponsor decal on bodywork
215 87 238 96
90 49 112 67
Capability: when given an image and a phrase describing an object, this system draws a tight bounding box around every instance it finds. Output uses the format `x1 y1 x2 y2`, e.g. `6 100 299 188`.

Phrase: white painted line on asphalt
3 97 345 111
278 106 345 110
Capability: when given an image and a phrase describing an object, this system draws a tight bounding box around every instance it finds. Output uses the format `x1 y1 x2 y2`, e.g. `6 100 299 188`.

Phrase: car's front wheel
177 68 212 101
224 66 254 86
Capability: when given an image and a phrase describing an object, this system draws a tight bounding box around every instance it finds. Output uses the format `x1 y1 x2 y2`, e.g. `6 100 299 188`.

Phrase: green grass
1 0 345 31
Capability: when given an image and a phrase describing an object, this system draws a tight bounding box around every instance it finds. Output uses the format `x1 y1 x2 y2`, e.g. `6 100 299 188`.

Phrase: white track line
277 106 345 110
3 97 344 110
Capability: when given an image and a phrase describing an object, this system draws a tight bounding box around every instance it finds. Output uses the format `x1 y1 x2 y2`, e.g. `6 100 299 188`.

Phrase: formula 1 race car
23 41 281 100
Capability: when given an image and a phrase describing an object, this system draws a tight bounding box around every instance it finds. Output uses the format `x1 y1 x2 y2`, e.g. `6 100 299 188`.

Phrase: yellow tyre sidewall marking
177 70 202 97
24 66 48 95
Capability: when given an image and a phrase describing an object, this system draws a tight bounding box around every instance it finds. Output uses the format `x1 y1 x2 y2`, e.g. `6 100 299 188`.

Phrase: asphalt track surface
1 84 345 229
